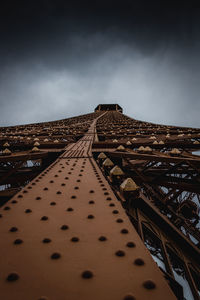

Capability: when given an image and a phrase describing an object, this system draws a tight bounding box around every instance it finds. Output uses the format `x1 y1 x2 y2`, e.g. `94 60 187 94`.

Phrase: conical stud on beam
110 165 124 184
98 152 107 160
31 146 40 152
102 158 114 176
116 145 125 151
102 158 114 167
144 146 153 153
138 146 145 153
3 142 10 147
2 148 11 155
170 148 181 156
120 178 140 201
97 152 107 166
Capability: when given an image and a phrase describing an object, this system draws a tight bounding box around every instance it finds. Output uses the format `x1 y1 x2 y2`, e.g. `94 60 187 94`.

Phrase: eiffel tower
0 104 199 300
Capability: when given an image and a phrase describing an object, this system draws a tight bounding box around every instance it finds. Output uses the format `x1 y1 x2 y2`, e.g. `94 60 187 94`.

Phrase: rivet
6 272 19 282
104 192 109 195
89 200 95 204
41 216 48 221
38 297 48 300
77 179 81 182
134 258 144 266
106 197 112 201
82 270 93 279
36 196 41 200
71 195 76 199
4 206 10 210
126 242 135 248
121 229 129 234
57 191 62 194
10 227 18 232
67 207 73 211
18 195 23 198
112 210 119 214
71 237 79 242
89 190 94 193
143 280 156 289
54 175 58 177
0 214 2 218
50 180 54 183
44 187 48 191
42 238 51 243
51 252 61 259
11 200 17 204
109 203 115 207
14 239 23 245
25 209 32 213
61 183 66 186
65 177 69 180
115 250 125 257
87 214 94 219
50 202 56 206
61 225 69 230
98 236 107 241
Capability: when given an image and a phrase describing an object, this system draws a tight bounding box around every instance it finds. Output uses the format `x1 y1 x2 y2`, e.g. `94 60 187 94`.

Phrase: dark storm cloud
0 0 200 127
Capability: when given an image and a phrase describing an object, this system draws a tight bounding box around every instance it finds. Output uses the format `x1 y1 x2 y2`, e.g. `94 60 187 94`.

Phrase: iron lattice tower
0 104 200 300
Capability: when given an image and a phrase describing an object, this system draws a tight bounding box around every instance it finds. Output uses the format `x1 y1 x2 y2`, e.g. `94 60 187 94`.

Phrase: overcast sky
0 1 200 127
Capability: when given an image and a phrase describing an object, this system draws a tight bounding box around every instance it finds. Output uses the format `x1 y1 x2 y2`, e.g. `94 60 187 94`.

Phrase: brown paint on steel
0 113 176 300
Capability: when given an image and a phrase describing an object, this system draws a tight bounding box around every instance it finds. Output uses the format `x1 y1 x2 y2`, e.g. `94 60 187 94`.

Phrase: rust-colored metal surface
1 106 200 300
0 113 176 300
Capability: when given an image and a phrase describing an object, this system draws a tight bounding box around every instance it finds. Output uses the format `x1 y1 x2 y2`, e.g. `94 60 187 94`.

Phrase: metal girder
1 108 200 299
0 113 175 300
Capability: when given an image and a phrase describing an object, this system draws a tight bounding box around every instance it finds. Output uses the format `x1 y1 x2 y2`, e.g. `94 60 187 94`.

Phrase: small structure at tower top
94 104 123 113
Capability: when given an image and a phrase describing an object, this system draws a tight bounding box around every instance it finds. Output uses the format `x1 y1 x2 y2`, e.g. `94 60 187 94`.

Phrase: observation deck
94 104 123 113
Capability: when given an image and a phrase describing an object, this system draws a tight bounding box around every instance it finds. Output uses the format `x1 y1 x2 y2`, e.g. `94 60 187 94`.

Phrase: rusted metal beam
0 112 176 300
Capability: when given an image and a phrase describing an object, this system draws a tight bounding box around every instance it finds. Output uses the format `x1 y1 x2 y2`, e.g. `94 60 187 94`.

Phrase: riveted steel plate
0 115 176 300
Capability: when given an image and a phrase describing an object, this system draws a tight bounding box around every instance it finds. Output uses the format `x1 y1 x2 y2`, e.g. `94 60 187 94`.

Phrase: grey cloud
0 31 200 128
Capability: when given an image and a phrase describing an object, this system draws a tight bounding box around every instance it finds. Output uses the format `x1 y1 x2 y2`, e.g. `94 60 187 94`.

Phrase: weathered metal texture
0 114 176 300
0 112 101 201
94 111 200 244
